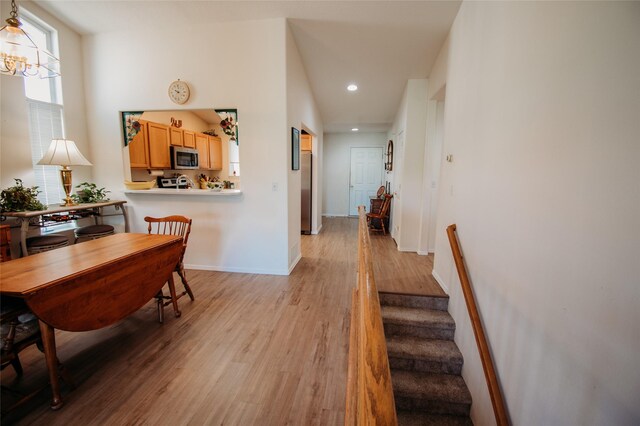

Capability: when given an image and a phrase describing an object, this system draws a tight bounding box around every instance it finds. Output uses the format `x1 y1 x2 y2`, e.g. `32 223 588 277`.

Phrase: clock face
168 80 190 104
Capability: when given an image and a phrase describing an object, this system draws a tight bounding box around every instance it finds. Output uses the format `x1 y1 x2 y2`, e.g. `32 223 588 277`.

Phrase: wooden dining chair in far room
370 185 387 215
144 215 194 323
366 193 393 235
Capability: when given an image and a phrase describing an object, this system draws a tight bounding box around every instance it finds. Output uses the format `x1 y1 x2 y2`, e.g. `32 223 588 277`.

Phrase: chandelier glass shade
0 0 60 78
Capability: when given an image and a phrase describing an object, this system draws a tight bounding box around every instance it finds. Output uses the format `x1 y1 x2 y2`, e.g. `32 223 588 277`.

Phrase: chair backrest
144 215 192 248
376 185 385 199
1 224 11 262
379 194 393 217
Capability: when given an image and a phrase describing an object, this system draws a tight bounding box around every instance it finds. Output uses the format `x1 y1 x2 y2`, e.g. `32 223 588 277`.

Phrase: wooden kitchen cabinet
129 119 150 168
208 136 222 171
169 127 184 147
183 130 196 148
147 122 171 169
195 133 210 169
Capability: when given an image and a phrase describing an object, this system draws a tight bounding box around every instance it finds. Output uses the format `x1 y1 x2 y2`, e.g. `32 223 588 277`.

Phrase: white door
349 147 383 216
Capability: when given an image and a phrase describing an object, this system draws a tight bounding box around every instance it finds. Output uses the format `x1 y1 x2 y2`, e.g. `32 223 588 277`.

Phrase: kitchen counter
124 188 242 196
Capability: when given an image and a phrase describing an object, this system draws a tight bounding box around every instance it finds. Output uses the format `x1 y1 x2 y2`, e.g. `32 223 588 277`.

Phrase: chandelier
0 0 60 78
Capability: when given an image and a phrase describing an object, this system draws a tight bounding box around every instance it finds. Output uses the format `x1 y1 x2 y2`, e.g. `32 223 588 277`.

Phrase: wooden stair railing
345 206 397 425
446 224 510 426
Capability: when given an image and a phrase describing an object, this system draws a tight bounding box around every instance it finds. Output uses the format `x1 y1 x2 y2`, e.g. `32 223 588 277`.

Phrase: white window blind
27 99 65 206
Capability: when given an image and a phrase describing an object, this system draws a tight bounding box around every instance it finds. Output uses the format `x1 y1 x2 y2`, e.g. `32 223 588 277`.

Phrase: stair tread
396 410 472 426
391 370 472 405
382 306 455 329
379 292 450 311
387 336 463 364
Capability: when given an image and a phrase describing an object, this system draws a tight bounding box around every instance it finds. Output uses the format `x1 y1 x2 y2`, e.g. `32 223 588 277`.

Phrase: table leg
38 320 64 410
167 275 181 318
19 218 29 257
120 203 130 233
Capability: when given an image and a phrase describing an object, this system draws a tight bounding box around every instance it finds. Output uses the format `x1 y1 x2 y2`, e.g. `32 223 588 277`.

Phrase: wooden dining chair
366 194 393 235
144 215 194 323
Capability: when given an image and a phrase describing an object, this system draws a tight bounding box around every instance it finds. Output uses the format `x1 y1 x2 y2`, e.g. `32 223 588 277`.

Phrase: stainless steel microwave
171 146 199 170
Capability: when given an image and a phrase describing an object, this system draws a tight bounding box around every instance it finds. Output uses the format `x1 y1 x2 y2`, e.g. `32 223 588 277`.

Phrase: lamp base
59 166 76 207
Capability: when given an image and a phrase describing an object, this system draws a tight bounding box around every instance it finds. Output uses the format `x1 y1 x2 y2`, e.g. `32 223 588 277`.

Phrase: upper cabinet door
129 120 150 168
170 127 184 147
147 122 171 169
183 130 196 148
209 136 222 171
195 133 210 169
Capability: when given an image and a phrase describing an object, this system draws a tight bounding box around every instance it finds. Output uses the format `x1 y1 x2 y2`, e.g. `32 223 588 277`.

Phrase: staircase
379 293 473 426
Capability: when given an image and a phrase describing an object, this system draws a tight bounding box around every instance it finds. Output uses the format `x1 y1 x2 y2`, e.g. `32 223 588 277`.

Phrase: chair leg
10 357 23 377
167 275 181 318
381 220 386 235
57 358 76 390
176 264 195 301
156 290 164 324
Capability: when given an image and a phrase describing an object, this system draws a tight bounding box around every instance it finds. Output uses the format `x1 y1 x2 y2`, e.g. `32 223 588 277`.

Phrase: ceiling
33 1 461 134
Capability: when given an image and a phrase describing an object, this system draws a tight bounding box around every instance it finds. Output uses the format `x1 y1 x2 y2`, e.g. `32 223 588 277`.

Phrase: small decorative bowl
124 180 156 190
207 182 223 191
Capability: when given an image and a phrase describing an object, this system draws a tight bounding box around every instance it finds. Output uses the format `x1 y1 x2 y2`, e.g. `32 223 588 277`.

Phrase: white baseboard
397 246 417 252
185 263 291 276
312 223 323 234
322 213 349 217
417 249 436 256
288 252 302 274
431 269 449 295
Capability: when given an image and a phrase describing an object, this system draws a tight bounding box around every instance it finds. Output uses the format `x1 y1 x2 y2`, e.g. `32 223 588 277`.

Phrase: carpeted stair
379 292 473 426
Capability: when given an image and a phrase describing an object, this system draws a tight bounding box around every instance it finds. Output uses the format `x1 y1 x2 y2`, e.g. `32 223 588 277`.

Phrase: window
229 140 240 176
21 9 65 206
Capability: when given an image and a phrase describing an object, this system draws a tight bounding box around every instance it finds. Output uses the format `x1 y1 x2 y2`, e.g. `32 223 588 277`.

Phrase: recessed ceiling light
347 84 358 92
351 128 359 132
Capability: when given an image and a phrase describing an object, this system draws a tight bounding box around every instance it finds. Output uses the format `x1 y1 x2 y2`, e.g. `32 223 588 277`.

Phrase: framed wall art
121 111 144 147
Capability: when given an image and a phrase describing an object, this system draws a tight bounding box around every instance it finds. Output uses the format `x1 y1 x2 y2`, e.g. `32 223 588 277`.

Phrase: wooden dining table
0 233 183 410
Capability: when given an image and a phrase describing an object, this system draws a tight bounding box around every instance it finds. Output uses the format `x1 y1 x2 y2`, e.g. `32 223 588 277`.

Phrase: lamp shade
37 139 92 166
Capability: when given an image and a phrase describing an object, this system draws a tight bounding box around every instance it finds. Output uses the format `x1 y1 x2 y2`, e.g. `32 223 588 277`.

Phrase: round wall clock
168 79 190 104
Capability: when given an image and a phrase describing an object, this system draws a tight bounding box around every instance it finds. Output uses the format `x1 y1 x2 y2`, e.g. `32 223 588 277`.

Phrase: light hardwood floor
1 217 443 425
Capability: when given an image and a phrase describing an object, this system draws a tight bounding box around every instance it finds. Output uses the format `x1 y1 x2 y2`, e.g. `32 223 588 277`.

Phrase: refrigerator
301 151 312 234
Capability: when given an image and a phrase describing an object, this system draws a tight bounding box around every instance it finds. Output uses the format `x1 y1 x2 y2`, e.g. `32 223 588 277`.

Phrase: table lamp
37 139 92 206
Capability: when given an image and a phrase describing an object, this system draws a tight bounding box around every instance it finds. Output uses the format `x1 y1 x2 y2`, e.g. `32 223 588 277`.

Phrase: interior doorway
300 130 312 234
349 147 383 216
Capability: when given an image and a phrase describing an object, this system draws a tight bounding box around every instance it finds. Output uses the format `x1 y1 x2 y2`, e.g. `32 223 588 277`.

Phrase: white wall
428 102 445 251
433 2 640 425
82 18 291 274
1 0 90 189
387 79 429 251
322 132 387 216
286 22 324 267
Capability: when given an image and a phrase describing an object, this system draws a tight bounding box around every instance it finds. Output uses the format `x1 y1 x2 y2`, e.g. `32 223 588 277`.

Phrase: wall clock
168 79 190 104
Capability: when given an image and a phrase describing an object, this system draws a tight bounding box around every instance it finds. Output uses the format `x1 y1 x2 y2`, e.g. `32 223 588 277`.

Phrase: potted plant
0 179 47 212
71 182 110 204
